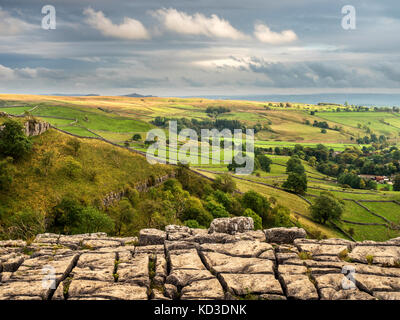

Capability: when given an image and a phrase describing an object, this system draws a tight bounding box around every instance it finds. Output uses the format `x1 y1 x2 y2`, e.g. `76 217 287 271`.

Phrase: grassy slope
0 129 173 215
1 94 400 241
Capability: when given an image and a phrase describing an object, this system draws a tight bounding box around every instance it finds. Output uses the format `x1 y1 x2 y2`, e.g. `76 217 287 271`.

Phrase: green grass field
1 94 400 241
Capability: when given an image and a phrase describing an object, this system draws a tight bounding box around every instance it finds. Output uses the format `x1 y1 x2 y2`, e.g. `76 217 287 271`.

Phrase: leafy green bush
0 157 14 191
62 156 82 178
181 197 213 228
204 198 230 218
0 119 32 160
184 219 202 229
47 198 114 234
243 208 262 230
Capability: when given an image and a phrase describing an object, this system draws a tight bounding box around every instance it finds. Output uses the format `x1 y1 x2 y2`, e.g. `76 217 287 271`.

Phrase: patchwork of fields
1 94 399 241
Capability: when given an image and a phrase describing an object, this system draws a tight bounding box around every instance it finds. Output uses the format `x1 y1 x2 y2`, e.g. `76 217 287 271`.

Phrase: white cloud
0 9 32 36
83 7 150 40
151 8 247 40
0 64 15 79
254 23 297 44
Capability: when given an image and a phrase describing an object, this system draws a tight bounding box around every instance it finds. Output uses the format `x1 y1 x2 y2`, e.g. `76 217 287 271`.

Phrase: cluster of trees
355 133 387 145
205 106 230 116
227 153 272 174
317 147 400 180
152 117 245 134
151 116 265 135
2 161 294 239
337 173 377 190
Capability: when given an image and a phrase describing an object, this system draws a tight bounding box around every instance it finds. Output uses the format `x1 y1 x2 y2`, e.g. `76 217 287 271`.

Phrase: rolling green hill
1 94 400 241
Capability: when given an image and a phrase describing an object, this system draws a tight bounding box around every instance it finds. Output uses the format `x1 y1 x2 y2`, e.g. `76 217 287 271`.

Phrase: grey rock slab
348 245 400 266
202 252 274 274
209 217 254 235
117 254 149 287
265 227 306 244
200 240 273 258
373 291 400 300
139 229 166 246
168 249 206 271
181 278 224 300
218 273 283 296
166 269 214 287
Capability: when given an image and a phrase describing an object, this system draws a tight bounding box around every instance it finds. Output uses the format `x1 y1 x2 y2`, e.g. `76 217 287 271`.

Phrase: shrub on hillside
204 198 230 218
66 138 81 156
0 157 14 191
243 208 262 230
47 198 114 234
184 219 202 229
62 156 82 178
256 154 272 173
5 210 45 240
0 119 32 160
181 197 213 228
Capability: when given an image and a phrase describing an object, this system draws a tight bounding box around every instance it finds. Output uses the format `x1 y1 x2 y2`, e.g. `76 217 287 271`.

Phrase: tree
109 198 135 235
0 119 32 160
270 205 292 228
286 156 304 174
241 191 270 227
282 172 307 194
256 154 272 172
308 156 317 167
310 192 344 224
394 175 400 191
132 134 142 141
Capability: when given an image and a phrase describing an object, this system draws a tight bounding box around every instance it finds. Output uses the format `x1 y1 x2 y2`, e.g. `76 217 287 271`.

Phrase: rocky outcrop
265 227 307 244
23 120 50 137
0 118 50 137
0 219 399 300
208 217 254 235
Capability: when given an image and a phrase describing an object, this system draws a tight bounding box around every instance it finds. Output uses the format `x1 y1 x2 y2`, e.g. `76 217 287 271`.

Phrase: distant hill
122 93 155 98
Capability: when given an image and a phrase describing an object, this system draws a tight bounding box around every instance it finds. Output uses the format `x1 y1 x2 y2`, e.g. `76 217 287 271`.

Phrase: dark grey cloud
0 0 399 95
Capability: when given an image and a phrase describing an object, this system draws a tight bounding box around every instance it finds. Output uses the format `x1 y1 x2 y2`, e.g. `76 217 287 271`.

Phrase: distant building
358 174 390 183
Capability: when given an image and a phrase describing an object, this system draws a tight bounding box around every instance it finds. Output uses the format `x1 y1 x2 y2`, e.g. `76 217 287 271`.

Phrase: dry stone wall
0 218 399 300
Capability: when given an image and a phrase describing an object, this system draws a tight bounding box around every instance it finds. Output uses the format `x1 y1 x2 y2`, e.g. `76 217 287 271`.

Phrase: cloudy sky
0 0 399 96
